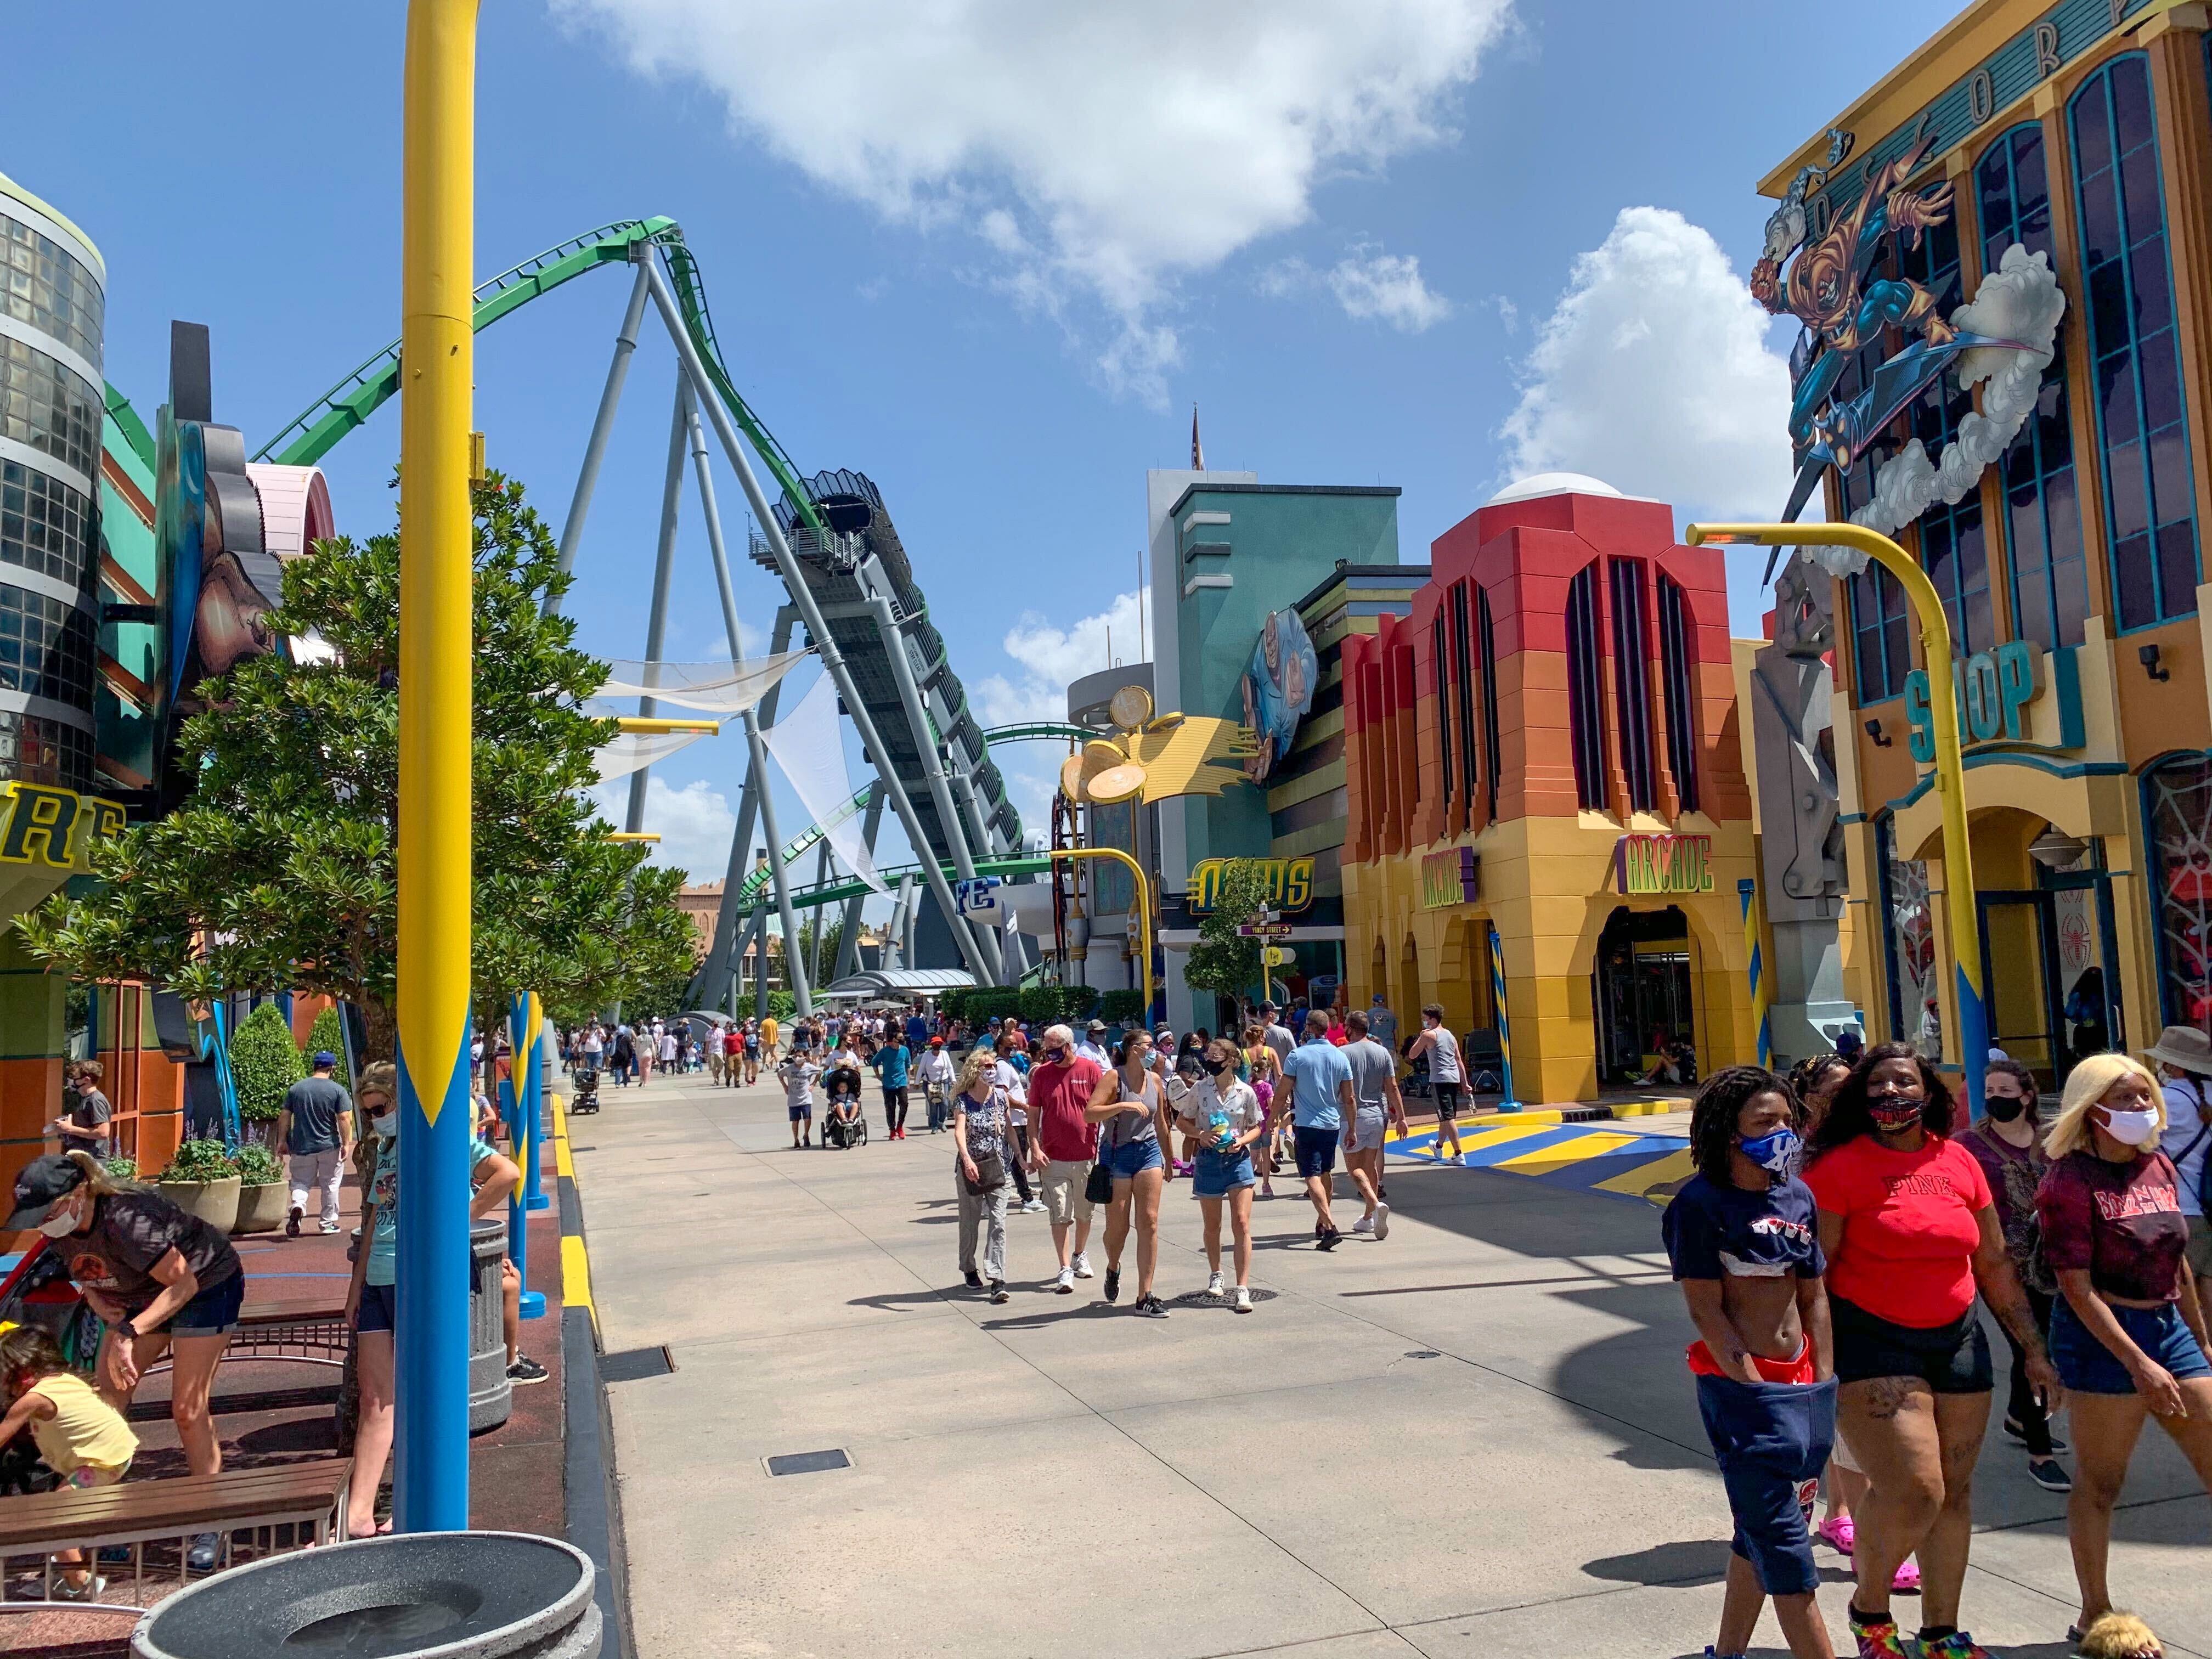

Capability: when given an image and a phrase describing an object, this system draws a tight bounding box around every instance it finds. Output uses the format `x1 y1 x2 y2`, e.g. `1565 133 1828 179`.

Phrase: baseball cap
1086 1019 1107 1033
5 1154 87 1231
1260 1001 1278 1012
312 1050 339 1069
928 1036 944 1047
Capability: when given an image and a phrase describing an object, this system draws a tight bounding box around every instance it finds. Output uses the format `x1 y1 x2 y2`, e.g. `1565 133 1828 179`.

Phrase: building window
1565 563 1608 812
1450 582 1478 812
1 213 104 370
1897 208 1991 656
1877 817 1942 1059
1977 123 2087 652
1609 560 1657 812
1850 561 1912 703
1657 573 1701 814
2072 54 2196 630
0 460 93 592
0 709 92 791
1432 612 1453 809
0 335 101 482
2144 753 2212 1028
1477 586 1502 820
0 580 96 711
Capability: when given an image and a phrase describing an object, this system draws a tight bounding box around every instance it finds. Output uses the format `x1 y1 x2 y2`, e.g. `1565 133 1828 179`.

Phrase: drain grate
601 1345 675 1383
765 1448 851 1476
1405 1350 1442 1359
1168 1287 1279 1306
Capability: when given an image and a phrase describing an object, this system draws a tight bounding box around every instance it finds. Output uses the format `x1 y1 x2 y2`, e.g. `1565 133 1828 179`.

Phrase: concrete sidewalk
574 1073 2210 1659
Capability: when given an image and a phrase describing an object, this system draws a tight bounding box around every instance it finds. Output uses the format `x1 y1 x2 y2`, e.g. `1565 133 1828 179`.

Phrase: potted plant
157 1140 241 1233
230 1143 288 1234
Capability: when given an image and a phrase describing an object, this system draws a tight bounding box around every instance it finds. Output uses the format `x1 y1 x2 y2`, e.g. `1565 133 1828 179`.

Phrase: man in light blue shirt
1276 1012 1356 1249
1073 1019 1111 1066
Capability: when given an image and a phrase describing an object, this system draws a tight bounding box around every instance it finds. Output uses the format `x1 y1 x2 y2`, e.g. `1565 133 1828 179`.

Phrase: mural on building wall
1240 607 1317 783
1752 122 2065 577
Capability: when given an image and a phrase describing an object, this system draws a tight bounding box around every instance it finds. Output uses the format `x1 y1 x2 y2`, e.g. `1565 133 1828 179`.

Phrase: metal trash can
470 1215 512 1432
133 1531 600 1659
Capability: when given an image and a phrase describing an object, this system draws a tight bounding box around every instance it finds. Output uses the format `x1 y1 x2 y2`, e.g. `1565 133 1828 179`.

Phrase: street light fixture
1686 522 1988 1113
1046 847 1154 1022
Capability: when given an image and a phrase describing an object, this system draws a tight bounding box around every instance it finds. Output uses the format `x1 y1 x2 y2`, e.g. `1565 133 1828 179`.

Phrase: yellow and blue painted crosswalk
1385 1116 1693 1207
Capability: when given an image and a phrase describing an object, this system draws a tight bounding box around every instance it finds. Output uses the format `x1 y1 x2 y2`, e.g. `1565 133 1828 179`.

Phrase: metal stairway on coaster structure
252 215 1020 1002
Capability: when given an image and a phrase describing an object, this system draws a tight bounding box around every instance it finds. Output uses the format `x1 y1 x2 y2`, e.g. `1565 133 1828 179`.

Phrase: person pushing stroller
822 1045 868 1149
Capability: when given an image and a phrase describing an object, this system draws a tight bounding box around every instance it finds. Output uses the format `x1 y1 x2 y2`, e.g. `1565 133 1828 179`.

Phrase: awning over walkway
820 968 976 1002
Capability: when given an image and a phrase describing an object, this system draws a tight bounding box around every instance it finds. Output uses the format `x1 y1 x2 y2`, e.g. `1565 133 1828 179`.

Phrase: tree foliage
1181 859 1274 1012
228 1001 306 1124
16 472 699 1060
305 1006 352 1089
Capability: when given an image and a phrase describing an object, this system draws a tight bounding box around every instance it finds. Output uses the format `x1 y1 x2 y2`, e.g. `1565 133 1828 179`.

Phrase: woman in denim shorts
1084 1030 1170 1318
1175 1039 1266 1312
2035 1053 2212 1643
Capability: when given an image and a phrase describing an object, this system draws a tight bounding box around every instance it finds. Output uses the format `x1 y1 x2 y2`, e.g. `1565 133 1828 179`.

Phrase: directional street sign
1239 923 1294 938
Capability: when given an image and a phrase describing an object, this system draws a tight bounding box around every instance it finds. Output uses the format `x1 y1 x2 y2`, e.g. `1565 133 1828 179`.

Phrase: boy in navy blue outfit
1663 1065 1839 1659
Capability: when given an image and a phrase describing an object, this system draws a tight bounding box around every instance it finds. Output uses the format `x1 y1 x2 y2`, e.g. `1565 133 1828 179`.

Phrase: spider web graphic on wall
2147 758 2212 1031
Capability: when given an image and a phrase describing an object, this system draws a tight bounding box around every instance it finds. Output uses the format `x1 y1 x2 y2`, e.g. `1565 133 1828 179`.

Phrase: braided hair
1689 1065 1799 1187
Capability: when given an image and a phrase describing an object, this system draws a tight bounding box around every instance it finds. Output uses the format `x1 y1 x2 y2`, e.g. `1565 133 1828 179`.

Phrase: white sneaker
1373 1201 1390 1241
1206 1270 1224 1296
1072 1253 1093 1279
1054 1266 1075 1294
1023 1199 1046 1214
1232 1286 1252 1313
1351 1214 1375 1234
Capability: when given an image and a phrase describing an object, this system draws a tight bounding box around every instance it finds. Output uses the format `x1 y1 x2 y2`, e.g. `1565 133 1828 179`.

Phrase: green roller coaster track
728 721 1092 909
252 217 830 539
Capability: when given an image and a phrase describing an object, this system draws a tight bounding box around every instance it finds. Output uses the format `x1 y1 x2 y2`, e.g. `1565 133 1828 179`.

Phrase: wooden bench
230 1295 349 1368
0 1460 349 1613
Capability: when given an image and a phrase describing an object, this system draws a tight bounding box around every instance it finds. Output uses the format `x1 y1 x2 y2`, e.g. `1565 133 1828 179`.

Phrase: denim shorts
1694 1371 1836 1598
1192 1147 1257 1198
2050 1294 2212 1394
1104 1136 1163 1180
168 1269 245 1337
355 1280 398 1335
1294 1125 1339 1178
788 1101 812 1121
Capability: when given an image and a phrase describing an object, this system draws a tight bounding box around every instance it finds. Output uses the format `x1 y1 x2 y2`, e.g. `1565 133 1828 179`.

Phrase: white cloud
1499 207 1792 522
1328 245 1451 331
552 0 1511 403
973 589 1150 831
590 775 735 883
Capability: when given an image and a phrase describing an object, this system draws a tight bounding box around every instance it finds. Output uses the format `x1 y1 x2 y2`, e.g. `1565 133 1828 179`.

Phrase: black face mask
1205 1058 1233 1076
1983 1093 2028 1122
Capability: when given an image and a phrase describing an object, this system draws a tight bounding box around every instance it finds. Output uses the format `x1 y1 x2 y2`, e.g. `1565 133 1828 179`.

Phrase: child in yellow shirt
0 1325 138 1600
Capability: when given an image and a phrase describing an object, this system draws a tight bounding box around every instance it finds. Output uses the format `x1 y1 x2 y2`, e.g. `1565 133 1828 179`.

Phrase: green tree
305 1006 352 1089
1182 859 1274 1020
17 472 699 1062
228 1001 306 1124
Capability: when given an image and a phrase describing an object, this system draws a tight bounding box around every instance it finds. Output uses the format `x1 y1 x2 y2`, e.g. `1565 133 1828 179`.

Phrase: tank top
1102 1069 1161 1150
29 1373 137 1474
1427 1027 1462 1084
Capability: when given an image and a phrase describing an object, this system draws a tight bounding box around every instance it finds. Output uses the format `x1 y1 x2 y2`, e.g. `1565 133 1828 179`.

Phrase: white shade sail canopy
595 648 810 713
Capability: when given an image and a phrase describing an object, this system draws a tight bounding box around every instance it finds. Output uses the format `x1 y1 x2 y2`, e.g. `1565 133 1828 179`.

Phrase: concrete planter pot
157 1175 239 1234
231 1180 288 1235
134 1531 601 1659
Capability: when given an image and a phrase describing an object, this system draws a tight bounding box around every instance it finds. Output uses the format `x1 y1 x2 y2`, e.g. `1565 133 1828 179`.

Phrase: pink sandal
1892 1556 1921 1593
1817 1515 1854 1554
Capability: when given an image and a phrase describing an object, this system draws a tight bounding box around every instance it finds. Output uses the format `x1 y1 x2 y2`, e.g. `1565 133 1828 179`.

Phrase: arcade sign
1187 856 1313 916
1420 846 1480 910
1615 833 1714 896
0 782 127 873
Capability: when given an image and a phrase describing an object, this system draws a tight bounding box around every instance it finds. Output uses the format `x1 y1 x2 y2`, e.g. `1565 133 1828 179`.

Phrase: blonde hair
356 1061 397 1108
62 1148 146 1199
957 1048 999 1095
2042 1052 2165 1160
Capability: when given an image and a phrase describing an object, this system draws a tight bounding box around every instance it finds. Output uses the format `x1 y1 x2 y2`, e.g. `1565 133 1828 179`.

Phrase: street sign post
1238 923 1293 938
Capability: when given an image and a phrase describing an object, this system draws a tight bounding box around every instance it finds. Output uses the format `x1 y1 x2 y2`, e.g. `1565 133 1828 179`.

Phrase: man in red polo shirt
1026 1023 1105 1294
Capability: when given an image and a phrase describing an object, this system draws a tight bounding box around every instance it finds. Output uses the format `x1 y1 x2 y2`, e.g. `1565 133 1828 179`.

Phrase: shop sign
1615 833 1713 896
1905 640 2050 758
1187 856 1313 915
0 782 127 872
1420 846 1479 910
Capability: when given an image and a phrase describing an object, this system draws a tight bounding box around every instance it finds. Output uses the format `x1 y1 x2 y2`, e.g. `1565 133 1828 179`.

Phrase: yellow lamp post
1047 847 1154 1020
1686 522 1987 1109
394 0 480 1533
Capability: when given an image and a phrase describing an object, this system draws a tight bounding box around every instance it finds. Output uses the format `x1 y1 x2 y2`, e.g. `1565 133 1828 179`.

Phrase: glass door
2042 866 2123 1076
1977 891 2063 1089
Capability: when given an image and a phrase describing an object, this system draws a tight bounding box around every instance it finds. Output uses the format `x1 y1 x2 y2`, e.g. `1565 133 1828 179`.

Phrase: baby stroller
571 1064 601 1114
821 1065 868 1148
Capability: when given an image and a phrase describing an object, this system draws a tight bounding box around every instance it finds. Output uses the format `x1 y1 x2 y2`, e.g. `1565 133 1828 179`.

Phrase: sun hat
2145 1024 2212 1075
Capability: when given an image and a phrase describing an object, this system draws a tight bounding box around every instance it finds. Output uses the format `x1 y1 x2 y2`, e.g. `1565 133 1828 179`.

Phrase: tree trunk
358 995 398 1065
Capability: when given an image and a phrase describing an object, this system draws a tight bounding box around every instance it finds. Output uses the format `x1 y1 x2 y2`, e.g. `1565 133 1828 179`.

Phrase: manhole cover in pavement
1405 1350 1443 1359
1168 1288 1279 1306
601 1345 675 1382
765 1448 851 1476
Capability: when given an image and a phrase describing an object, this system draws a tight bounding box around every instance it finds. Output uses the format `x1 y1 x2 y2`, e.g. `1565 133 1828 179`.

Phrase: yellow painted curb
552 1096 574 1181
1607 1099 1686 1119
562 1234 594 1324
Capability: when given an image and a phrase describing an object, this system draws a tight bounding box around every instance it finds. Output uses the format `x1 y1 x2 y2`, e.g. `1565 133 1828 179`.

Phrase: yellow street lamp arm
1686 522 1987 1110
1046 847 1153 1022
614 717 721 735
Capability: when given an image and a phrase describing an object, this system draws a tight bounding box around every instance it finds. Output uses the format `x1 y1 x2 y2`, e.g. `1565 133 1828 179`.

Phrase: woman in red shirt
2035 1053 2212 1644
1805 1043 2059 1659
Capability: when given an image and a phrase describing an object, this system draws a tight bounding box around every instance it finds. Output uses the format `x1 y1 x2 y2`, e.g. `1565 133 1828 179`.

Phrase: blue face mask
1739 1127 1799 1174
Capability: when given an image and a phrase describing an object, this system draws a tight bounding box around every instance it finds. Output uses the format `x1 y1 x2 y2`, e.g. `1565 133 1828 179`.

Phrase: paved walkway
574 1072 2210 1659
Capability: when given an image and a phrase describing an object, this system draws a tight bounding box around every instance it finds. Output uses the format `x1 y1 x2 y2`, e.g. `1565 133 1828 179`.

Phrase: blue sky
12 1 1948 896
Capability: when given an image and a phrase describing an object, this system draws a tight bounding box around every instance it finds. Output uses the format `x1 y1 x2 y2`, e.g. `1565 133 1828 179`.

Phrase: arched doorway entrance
1593 906 1695 1085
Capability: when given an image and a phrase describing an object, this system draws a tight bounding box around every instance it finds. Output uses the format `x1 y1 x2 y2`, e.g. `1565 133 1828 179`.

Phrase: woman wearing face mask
1175 1038 1268 1311
1804 1042 2059 1659
4 1148 244 1573
1958 1060 2068 1495
343 1062 519 1538
1085 1029 1171 1317
1662 1067 1837 1659
2035 1053 2212 1644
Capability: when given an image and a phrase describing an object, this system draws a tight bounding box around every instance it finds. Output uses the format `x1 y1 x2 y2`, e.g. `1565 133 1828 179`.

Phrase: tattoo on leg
1863 1376 1919 1420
